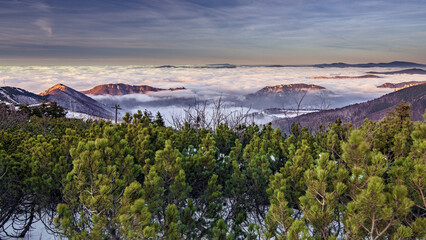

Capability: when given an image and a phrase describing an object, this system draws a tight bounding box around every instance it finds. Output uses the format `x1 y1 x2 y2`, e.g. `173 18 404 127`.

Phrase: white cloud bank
1 65 425 110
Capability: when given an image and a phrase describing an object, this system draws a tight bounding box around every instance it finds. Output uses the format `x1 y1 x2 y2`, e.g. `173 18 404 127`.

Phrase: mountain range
40 84 113 119
0 83 187 119
0 84 113 119
157 61 426 69
311 61 426 68
1 81 425 125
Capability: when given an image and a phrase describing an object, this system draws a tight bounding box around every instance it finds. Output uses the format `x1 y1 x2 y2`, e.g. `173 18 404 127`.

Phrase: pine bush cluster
0 104 425 239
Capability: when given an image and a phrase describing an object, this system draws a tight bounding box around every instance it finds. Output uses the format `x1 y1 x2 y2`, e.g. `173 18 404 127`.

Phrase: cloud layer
3 65 426 123
2 65 425 98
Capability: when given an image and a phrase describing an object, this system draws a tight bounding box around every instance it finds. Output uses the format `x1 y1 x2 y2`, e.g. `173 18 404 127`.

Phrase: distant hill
154 61 426 69
273 84 426 130
377 81 426 89
246 84 331 109
0 86 43 105
82 83 185 95
312 61 426 68
367 68 426 75
199 64 237 69
41 84 113 119
310 74 381 79
250 83 326 97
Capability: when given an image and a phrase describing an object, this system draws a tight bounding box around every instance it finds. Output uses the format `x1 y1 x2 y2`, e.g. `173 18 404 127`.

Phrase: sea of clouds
1 65 425 123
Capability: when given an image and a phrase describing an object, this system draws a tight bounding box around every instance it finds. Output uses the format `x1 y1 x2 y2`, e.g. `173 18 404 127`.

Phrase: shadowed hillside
0 87 42 105
41 84 113 119
273 83 426 130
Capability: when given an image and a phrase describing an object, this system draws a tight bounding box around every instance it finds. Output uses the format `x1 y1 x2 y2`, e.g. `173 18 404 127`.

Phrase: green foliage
56 125 141 239
1 103 424 239
26 101 67 118
299 153 347 239
118 182 155 239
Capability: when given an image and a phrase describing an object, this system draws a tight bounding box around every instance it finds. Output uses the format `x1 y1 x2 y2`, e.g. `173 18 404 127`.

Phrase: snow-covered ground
66 111 112 122
1 220 60 240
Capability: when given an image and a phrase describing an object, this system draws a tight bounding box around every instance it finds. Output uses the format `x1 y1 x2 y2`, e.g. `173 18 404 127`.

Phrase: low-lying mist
2 65 425 123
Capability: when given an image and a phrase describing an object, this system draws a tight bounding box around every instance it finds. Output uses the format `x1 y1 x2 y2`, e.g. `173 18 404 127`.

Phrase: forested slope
274 83 426 130
0 104 425 239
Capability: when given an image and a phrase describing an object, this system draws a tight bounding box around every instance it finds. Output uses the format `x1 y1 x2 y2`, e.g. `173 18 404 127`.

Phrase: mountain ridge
82 83 185 95
0 86 43 105
245 83 332 109
311 61 426 68
367 68 426 75
153 61 426 69
253 83 326 95
377 81 426 89
272 84 426 130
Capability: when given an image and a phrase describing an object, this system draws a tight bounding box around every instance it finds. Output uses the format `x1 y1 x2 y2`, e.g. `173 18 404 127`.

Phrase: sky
0 0 425 65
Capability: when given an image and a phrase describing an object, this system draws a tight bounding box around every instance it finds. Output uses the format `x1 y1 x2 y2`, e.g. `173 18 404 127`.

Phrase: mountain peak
40 83 71 96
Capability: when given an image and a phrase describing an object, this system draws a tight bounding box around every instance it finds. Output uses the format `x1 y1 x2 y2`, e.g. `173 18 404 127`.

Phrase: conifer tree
1 133 65 238
56 125 141 239
154 111 165 127
243 133 272 222
299 153 348 239
281 139 314 209
224 139 249 238
164 204 181 239
182 133 217 198
214 123 237 155
212 219 233 240
122 112 133 124
118 181 155 239
345 176 413 239
142 140 190 236
388 112 426 238
265 170 297 239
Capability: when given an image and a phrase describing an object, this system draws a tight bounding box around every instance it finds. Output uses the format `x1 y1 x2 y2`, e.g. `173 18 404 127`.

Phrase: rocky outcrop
82 83 185 95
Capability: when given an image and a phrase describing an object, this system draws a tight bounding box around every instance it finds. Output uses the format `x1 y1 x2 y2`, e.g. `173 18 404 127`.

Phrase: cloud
34 18 52 36
0 0 425 63
33 2 51 12
90 93 156 102
2 65 426 107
